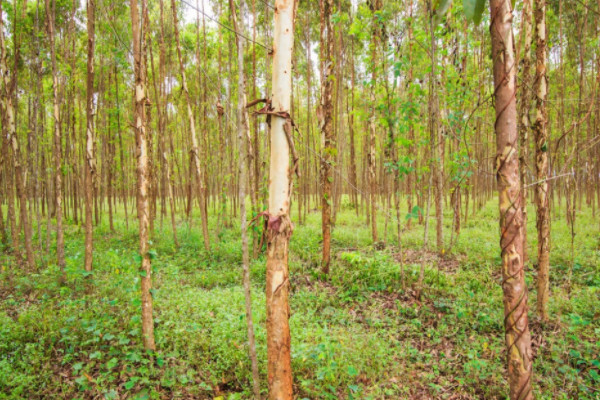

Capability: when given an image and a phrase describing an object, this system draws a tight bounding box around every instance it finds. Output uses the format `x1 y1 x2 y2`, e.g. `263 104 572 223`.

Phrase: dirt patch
529 318 562 360
394 249 460 273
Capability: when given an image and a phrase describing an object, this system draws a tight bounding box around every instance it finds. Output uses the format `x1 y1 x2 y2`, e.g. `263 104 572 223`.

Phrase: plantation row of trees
1 0 599 398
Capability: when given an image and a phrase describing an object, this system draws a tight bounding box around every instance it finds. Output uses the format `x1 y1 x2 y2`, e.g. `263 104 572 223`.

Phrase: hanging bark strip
264 0 296 397
246 100 301 255
489 0 534 398
248 99 301 186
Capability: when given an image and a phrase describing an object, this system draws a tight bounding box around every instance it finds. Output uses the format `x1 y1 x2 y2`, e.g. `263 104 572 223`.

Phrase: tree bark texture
131 0 156 351
533 0 550 321
318 0 335 275
489 0 534 398
266 0 296 397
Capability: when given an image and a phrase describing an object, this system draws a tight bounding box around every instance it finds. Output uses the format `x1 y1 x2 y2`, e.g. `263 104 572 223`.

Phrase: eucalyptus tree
45 0 66 275
84 0 97 273
488 0 534 396
264 0 296 396
130 0 155 351
229 0 260 395
319 0 335 274
437 0 535 397
518 0 533 264
368 0 381 243
533 0 550 321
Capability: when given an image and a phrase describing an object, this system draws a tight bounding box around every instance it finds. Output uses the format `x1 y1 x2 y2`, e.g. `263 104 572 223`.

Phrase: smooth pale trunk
266 0 295 398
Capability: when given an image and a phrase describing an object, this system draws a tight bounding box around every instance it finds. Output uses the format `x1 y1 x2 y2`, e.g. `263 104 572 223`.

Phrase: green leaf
148 249 158 260
434 0 453 22
75 375 88 387
124 377 139 390
106 357 119 369
347 365 359 377
463 0 486 25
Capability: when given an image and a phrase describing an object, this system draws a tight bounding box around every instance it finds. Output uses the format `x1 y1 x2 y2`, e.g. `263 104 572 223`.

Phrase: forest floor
0 198 599 399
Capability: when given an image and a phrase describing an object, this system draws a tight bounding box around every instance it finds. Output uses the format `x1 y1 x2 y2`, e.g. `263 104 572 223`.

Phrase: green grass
0 196 599 399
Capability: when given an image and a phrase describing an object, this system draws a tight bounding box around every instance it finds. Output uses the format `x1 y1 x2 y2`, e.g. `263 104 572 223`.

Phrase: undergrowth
0 198 598 399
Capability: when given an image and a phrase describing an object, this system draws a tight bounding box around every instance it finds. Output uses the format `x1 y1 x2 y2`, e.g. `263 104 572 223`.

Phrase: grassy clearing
0 197 599 399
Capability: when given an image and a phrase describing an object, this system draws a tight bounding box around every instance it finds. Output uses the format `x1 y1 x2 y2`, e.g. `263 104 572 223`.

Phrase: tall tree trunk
406 0 415 229
114 61 129 230
348 39 358 216
265 0 296 397
489 0 534 398
45 0 66 274
304 18 314 223
319 0 335 275
368 0 381 243
518 0 533 264
229 1 260 396
533 0 550 321
171 0 210 251
429 0 444 253
156 0 178 247
84 0 96 273
131 0 155 351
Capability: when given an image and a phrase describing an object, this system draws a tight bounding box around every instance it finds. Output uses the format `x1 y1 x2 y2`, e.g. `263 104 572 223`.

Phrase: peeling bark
131 0 155 351
518 0 533 265
534 0 550 321
489 0 534 398
318 0 335 275
84 0 96 273
266 0 296 397
45 0 66 274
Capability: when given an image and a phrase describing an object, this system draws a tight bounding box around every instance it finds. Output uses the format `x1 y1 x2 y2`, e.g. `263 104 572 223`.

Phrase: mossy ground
0 197 598 399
